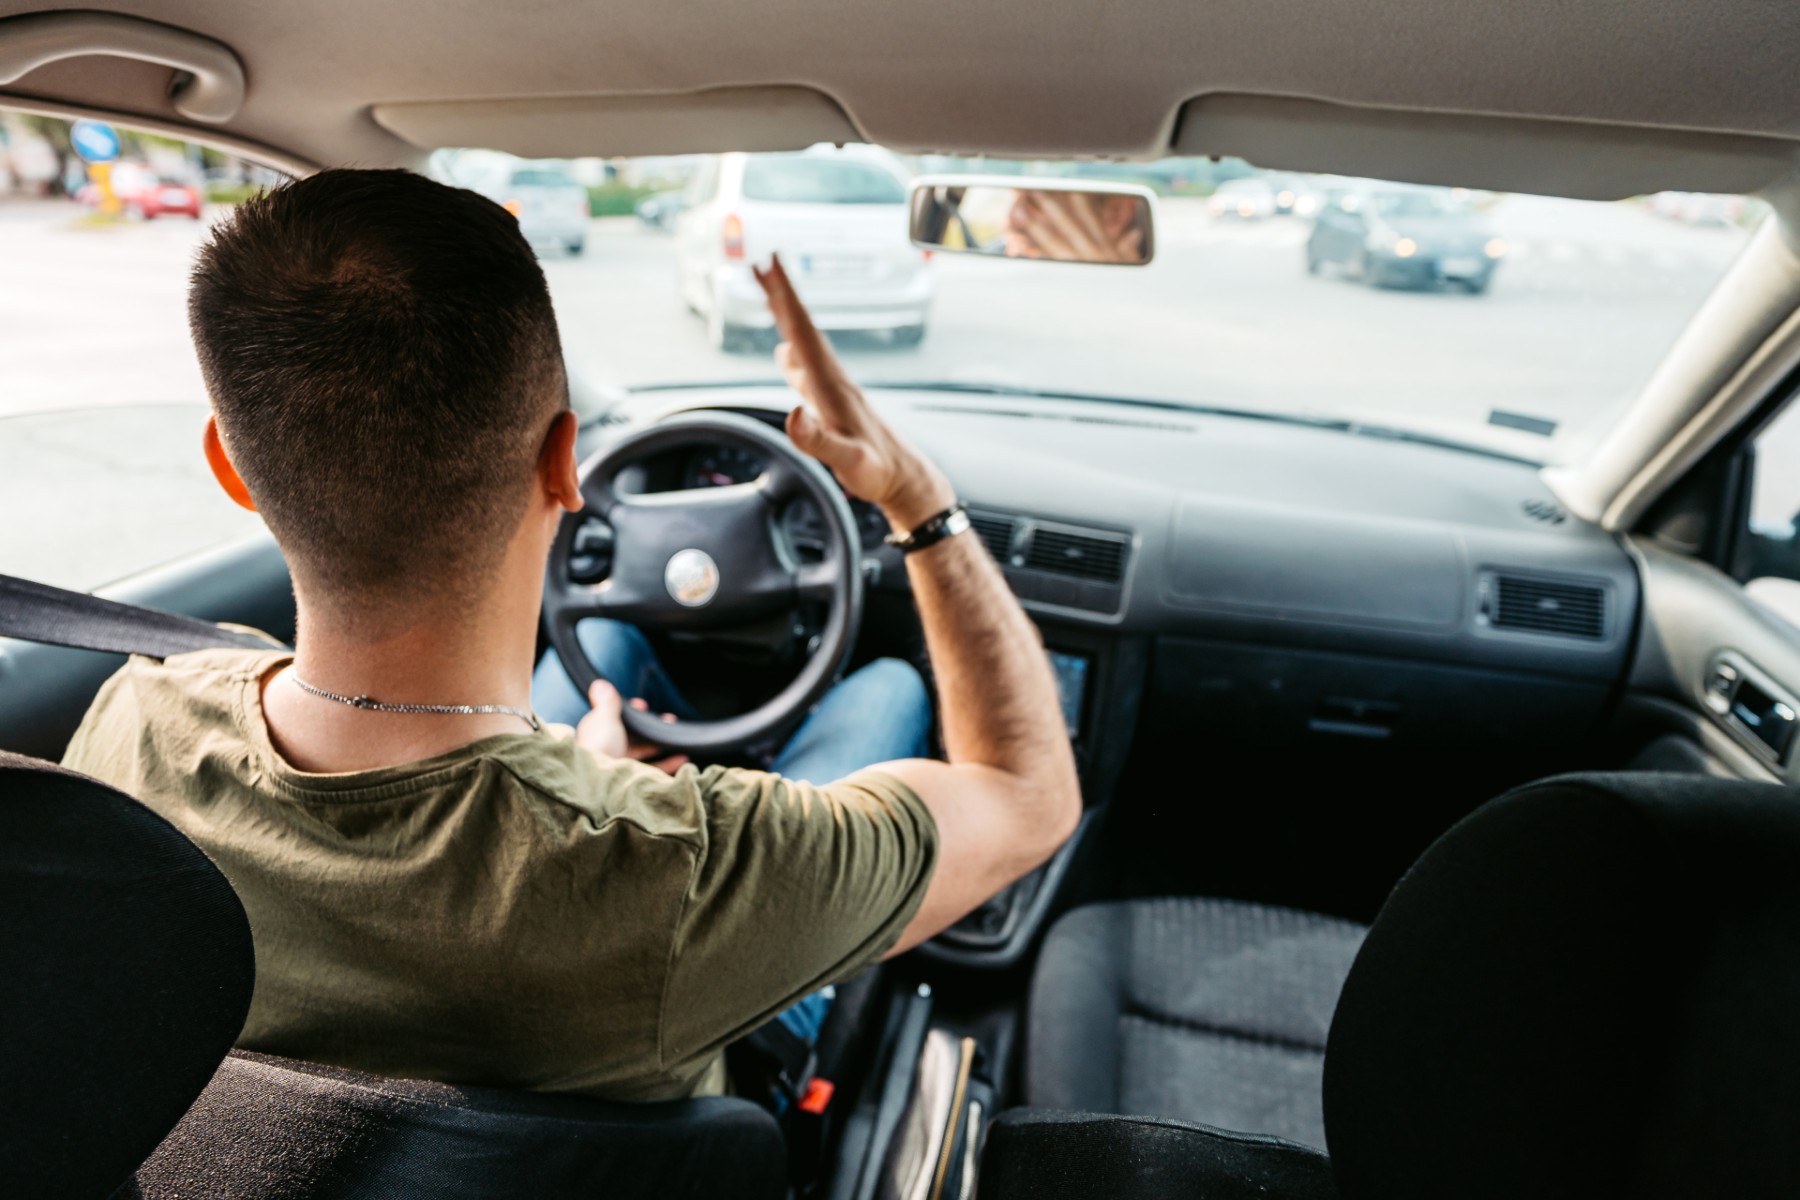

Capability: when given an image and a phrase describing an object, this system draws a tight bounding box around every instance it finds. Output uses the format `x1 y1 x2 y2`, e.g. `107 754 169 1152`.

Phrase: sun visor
372 85 862 158
1174 95 1800 200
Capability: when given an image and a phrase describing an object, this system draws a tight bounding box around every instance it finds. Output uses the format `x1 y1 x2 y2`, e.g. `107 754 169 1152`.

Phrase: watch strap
886 503 971 554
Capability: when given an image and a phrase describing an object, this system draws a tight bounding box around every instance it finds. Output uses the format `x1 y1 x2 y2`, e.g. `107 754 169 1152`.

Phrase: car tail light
722 213 744 260
922 249 933 263
502 198 523 219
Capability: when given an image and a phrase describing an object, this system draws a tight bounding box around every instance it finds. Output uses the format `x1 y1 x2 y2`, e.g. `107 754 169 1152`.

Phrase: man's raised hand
752 255 955 531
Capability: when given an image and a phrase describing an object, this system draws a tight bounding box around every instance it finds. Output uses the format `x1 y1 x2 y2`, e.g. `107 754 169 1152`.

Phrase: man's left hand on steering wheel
575 679 689 774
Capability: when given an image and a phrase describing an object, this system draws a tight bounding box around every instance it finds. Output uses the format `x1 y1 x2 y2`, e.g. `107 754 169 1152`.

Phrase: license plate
160 189 190 204
800 254 872 279
1439 257 1481 276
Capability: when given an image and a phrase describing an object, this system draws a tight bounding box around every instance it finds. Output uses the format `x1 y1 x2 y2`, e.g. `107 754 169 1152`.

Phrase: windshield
502 148 1760 465
1 119 1769 592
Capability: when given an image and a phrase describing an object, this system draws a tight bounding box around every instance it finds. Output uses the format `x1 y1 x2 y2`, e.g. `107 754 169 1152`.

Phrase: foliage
587 182 659 217
205 181 265 205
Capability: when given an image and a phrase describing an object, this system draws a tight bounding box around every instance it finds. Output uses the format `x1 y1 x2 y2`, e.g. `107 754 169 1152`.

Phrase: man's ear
541 410 584 513
203 415 258 512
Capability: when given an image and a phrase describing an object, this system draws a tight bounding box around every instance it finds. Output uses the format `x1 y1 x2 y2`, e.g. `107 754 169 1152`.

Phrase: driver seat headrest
1323 772 1800 1198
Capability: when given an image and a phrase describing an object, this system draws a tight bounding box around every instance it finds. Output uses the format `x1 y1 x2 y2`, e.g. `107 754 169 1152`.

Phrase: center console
918 628 1147 969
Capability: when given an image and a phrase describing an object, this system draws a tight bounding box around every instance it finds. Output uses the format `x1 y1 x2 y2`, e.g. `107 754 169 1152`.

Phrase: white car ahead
675 145 933 351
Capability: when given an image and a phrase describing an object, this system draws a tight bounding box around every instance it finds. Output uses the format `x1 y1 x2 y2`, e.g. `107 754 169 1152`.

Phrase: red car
76 163 203 219
132 178 203 219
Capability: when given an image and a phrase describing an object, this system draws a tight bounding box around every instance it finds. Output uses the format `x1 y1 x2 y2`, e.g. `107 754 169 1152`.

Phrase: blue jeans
531 619 933 783
532 620 934 1097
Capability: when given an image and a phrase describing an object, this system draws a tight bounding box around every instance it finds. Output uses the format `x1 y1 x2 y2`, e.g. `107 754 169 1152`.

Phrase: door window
1739 400 1800 627
0 108 278 589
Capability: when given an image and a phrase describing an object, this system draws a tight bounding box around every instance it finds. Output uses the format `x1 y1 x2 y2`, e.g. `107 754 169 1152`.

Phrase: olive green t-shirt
62 648 938 1102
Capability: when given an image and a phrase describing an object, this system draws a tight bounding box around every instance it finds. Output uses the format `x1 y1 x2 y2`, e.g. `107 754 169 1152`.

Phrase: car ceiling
4 0 1800 199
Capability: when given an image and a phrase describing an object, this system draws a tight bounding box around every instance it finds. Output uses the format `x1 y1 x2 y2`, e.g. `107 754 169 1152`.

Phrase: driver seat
0 748 787 1198
129 1051 786 1200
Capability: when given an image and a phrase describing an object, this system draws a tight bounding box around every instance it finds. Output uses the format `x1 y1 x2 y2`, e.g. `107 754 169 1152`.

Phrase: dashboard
583 385 1641 800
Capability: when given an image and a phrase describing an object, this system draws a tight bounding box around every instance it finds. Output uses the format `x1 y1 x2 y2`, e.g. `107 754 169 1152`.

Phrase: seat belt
0 573 284 659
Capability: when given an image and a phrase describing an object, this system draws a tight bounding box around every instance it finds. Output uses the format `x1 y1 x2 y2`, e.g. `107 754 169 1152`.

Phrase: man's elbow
1025 768 1082 863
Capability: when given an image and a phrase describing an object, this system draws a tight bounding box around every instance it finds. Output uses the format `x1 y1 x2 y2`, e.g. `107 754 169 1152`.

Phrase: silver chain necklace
290 673 541 732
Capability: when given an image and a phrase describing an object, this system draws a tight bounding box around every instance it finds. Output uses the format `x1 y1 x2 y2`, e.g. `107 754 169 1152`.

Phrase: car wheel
893 324 926 348
565 239 585 256
1461 275 1492 295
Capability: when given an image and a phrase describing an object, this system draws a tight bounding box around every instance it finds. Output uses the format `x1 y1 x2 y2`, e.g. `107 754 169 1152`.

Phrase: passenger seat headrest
1322 772 1800 1199
0 750 255 1198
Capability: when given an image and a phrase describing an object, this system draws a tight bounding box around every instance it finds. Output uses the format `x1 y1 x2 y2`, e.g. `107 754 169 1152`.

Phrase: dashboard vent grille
1024 526 1129 583
1522 499 1568 525
1488 574 1607 639
968 511 1018 561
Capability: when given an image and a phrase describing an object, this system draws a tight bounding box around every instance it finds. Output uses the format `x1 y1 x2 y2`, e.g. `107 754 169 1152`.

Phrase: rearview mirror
909 177 1155 266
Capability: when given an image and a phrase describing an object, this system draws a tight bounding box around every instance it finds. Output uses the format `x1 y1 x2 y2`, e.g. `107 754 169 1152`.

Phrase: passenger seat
1025 896 1364 1149
1005 772 1800 1198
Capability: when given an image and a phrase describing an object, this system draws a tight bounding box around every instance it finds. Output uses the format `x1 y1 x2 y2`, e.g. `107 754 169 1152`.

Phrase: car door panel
1623 535 1800 783
0 535 294 761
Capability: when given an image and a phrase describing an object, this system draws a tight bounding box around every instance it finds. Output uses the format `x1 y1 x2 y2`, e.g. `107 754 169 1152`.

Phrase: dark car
634 188 686 230
1306 187 1506 292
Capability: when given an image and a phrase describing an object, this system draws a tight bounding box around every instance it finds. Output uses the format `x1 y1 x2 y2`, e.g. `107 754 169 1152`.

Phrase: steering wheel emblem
664 548 721 607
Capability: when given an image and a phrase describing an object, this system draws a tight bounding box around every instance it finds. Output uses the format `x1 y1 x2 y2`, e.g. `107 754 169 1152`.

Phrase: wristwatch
885 503 972 554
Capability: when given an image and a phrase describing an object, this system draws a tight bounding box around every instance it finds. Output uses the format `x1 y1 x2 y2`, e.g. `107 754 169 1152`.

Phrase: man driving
62 168 1081 1102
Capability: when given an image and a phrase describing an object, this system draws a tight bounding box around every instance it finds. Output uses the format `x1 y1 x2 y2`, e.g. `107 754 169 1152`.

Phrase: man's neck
261 570 546 774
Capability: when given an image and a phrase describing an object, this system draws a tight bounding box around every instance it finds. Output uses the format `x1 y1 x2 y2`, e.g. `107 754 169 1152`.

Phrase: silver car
436 152 591 256
674 145 933 351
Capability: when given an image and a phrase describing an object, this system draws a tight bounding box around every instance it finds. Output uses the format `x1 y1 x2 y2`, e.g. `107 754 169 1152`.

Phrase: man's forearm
902 523 1078 812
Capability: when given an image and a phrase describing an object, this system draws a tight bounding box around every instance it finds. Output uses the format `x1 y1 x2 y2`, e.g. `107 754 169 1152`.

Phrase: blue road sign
70 120 121 164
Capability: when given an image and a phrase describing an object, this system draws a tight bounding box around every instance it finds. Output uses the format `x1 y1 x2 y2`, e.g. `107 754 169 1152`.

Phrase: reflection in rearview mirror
909 178 1156 266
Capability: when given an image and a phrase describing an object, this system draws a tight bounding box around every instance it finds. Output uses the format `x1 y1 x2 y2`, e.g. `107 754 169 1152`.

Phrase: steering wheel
543 410 865 755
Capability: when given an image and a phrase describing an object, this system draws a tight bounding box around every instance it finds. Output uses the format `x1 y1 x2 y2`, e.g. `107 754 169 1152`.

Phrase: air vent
1024 525 1129 583
968 511 1018 561
1522 499 1567 525
1483 573 1607 639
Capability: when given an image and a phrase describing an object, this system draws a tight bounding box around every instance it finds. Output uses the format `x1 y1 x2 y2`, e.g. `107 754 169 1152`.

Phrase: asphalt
0 194 1765 589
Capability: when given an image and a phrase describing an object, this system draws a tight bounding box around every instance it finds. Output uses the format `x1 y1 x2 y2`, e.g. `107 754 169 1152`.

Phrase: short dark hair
189 168 566 604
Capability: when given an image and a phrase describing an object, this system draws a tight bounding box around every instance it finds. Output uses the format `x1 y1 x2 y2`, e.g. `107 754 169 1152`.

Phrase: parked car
1207 177 1277 220
439 154 591 255
76 162 202 219
1306 186 1506 292
674 144 932 350
635 189 686 231
498 165 591 255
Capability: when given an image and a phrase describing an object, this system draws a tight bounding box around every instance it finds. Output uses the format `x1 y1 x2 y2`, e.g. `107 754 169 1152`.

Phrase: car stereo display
1046 651 1090 737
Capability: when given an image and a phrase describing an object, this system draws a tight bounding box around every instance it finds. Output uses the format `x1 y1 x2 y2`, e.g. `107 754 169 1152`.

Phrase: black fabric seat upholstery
1026 896 1365 1148
129 1050 787 1199
1000 772 1800 1200
0 751 255 1199
982 1108 1340 1200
